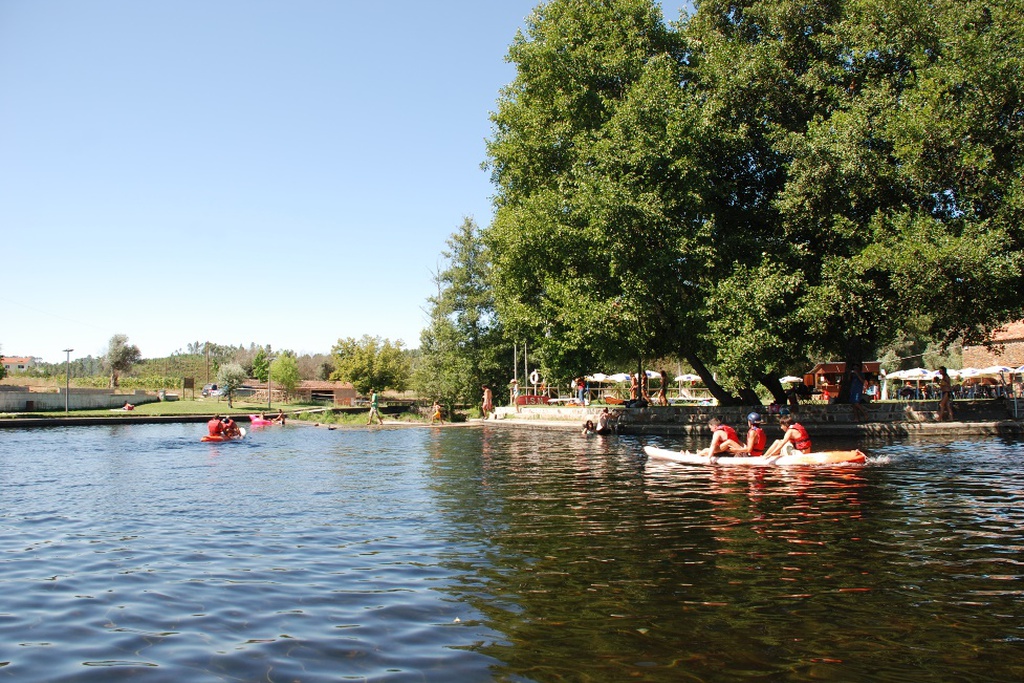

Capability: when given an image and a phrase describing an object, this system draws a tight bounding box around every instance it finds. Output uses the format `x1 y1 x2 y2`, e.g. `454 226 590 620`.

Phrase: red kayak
201 427 247 442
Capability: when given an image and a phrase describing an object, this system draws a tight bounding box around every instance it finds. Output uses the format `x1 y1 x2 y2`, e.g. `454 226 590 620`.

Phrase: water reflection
1 425 1022 682
427 428 1024 682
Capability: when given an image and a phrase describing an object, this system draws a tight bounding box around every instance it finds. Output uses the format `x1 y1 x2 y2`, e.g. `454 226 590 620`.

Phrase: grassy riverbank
0 398 443 425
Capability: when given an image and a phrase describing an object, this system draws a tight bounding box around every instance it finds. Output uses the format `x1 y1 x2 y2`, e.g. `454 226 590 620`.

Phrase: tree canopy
482 0 1024 402
269 352 301 395
216 363 247 408
331 335 411 396
105 334 142 388
414 217 511 410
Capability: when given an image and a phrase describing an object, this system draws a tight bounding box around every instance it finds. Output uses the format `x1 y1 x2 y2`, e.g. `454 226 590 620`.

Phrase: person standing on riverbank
937 367 955 421
849 362 868 422
367 389 384 425
658 370 669 406
482 385 494 419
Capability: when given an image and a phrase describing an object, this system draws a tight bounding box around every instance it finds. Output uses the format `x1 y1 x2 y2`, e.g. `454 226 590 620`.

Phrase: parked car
201 383 223 397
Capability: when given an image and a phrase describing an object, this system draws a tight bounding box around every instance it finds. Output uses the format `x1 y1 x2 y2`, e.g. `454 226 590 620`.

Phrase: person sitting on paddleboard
741 412 767 456
697 416 744 457
221 416 241 439
762 409 812 458
207 414 225 437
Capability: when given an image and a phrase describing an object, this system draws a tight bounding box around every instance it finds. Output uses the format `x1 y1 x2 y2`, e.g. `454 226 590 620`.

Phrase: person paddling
207 414 225 437
222 415 241 439
697 416 744 458
762 409 812 459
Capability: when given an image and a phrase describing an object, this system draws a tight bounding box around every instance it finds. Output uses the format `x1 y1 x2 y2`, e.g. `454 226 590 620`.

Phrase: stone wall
962 321 1024 368
494 398 1017 435
0 387 157 412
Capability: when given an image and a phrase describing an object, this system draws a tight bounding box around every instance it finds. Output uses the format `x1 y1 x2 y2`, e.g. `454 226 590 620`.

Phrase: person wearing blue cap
743 412 767 457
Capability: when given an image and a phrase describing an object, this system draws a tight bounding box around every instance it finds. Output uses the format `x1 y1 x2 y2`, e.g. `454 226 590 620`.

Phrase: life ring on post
529 370 540 386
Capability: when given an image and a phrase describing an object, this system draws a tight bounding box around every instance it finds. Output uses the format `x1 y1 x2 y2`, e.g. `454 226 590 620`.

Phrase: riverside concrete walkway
490 399 1024 438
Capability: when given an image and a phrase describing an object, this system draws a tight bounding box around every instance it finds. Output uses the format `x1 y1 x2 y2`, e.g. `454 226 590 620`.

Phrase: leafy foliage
414 218 511 409
482 0 1024 402
270 352 301 394
251 347 270 383
485 0 704 387
216 362 247 408
105 334 141 388
331 335 410 396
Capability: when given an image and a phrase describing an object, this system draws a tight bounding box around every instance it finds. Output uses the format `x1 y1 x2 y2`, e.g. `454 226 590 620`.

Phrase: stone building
961 321 1024 368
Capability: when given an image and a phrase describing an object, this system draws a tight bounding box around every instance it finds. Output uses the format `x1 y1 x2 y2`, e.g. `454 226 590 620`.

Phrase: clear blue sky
1 0 689 364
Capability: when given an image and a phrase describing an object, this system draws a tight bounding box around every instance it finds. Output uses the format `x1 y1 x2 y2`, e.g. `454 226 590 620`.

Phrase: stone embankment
492 398 1024 437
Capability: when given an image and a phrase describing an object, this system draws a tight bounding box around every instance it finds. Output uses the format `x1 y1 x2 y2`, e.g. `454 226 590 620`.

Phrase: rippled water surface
0 423 1022 682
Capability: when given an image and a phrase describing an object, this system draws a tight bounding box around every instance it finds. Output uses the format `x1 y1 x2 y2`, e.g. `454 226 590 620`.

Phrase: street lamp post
62 348 73 413
267 357 276 410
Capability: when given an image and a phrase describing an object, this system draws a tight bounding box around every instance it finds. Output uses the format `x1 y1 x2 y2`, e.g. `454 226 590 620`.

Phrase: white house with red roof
1 356 37 373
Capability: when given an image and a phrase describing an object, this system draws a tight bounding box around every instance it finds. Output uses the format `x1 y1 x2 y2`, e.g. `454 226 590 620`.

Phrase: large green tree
485 0 704 387
675 0 1022 401
269 352 301 396
105 334 142 388
331 335 410 396
482 0 1024 403
216 362 247 408
773 0 1024 398
415 218 510 410
251 347 271 383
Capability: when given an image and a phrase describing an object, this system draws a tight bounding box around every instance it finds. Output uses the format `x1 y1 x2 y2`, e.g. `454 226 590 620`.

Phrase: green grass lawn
1 398 324 419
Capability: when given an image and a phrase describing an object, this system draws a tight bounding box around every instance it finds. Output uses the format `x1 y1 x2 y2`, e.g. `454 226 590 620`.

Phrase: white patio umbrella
674 373 701 382
608 373 632 383
900 367 936 380
586 373 609 383
980 365 1013 376
1015 366 1024 375
779 375 803 384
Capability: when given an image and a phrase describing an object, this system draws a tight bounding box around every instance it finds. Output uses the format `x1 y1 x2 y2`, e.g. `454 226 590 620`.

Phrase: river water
0 423 1021 682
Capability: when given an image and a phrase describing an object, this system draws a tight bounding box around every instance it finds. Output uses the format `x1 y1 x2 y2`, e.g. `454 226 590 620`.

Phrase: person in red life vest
207 414 225 437
221 415 241 438
697 416 744 457
742 412 767 456
763 409 813 458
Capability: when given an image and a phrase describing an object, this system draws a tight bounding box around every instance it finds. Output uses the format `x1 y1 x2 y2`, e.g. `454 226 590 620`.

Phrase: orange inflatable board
201 427 247 443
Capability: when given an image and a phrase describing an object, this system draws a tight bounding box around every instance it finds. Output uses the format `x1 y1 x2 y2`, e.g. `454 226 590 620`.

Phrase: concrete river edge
4 398 1020 439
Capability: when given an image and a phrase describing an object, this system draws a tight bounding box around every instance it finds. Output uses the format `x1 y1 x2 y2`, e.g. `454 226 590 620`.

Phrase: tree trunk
760 374 788 405
738 387 761 405
837 343 869 404
684 352 742 406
